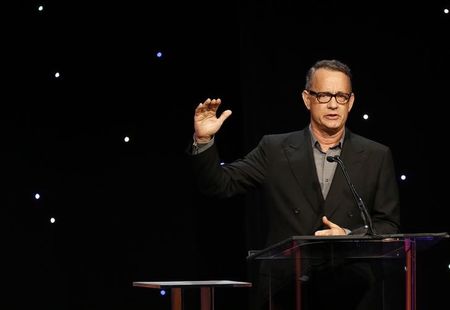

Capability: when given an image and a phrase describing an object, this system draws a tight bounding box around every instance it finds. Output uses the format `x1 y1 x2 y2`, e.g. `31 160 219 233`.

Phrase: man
189 59 400 309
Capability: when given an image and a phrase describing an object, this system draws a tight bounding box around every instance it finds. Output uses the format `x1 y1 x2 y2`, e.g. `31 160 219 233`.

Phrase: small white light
156 51 163 58
444 8 449 14
54 72 60 78
160 290 166 296
404 266 407 271
363 114 369 120
50 217 56 224
34 193 41 200
220 162 225 166
400 175 406 181
124 136 130 143
38 5 44 11
448 263 450 270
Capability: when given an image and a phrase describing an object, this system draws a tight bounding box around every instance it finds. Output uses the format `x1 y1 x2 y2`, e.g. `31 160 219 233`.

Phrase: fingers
322 216 338 228
315 229 330 236
218 109 232 122
314 227 342 236
315 216 345 236
197 98 221 108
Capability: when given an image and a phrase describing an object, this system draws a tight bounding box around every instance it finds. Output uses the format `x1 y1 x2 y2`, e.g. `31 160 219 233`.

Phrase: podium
247 232 449 310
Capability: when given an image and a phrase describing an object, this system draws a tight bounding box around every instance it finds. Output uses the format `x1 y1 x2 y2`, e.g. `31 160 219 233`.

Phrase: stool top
133 280 252 288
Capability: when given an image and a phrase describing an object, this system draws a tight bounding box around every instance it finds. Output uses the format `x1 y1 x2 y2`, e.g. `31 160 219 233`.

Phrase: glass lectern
247 233 449 310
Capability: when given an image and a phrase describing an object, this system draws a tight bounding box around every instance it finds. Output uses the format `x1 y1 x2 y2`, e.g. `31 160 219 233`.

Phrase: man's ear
347 93 355 112
302 90 311 110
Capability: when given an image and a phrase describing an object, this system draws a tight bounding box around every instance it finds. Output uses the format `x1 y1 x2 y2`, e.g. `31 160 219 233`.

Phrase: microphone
326 155 376 236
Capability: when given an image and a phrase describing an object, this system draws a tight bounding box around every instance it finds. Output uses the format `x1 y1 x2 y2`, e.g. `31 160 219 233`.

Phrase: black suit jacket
191 127 401 309
191 127 400 246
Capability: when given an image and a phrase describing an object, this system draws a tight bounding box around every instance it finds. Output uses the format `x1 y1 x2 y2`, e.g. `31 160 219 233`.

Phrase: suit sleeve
371 148 401 234
189 136 269 198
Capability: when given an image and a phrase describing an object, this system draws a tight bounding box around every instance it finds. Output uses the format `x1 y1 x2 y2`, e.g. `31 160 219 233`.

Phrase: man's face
302 68 354 134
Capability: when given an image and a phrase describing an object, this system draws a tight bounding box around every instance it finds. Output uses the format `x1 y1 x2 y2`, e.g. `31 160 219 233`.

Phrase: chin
322 122 342 129
321 124 343 133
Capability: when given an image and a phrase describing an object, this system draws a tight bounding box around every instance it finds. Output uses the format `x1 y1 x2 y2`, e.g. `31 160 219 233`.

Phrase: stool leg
200 287 212 310
171 288 182 310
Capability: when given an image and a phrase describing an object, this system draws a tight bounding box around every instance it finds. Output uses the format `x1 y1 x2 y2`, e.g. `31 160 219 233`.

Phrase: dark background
2 0 449 309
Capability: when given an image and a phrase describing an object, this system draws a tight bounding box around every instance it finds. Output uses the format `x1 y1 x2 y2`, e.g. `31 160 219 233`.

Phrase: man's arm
371 148 401 234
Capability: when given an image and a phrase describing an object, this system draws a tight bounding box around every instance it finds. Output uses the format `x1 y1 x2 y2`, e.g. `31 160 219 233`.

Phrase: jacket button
293 208 300 214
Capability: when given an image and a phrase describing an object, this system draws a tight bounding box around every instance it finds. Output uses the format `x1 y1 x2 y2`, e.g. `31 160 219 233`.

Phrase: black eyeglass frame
306 89 353 104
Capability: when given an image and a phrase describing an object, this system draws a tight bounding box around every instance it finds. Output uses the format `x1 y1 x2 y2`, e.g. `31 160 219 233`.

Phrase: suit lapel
283 129 324 214
325 130 366 217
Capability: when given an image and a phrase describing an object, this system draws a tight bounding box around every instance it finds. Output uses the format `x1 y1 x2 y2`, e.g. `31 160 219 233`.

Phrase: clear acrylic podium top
247 232 449 261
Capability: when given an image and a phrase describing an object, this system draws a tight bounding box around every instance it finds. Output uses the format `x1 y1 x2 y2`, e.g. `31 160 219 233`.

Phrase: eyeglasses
307 90 352 104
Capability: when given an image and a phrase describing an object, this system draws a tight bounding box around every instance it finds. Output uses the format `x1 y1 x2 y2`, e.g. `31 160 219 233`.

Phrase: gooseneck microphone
326 155 376 236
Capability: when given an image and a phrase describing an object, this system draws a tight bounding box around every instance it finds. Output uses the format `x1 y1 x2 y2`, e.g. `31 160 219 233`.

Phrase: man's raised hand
194 98 232 143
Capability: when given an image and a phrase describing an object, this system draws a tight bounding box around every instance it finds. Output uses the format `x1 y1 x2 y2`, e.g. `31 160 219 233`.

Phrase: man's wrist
194 134 213 145
192 134 215 155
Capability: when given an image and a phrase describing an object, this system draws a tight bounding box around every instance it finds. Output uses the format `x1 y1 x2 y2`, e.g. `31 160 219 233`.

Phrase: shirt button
293 208 300 214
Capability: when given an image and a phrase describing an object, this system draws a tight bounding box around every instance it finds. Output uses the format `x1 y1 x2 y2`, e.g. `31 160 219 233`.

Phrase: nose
326 97 339 108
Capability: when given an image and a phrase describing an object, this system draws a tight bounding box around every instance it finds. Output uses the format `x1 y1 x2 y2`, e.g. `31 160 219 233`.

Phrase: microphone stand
327 155 376 236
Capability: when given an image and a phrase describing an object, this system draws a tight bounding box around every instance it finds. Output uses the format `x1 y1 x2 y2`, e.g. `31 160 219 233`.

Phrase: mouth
324 114 339 120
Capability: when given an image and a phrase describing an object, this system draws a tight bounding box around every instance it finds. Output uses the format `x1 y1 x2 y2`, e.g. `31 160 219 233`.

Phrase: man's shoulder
261 129 307 143
348 130 390 152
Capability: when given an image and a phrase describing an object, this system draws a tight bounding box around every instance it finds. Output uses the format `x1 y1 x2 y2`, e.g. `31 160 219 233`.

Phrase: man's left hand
314 216 347 236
